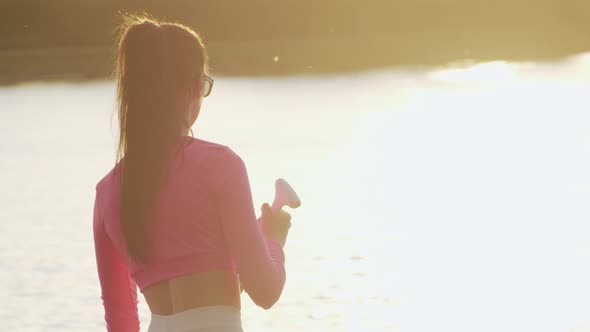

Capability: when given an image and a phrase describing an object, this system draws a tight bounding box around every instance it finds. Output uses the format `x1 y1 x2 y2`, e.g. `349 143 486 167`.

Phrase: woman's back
97 137 239 286
93 137 286 329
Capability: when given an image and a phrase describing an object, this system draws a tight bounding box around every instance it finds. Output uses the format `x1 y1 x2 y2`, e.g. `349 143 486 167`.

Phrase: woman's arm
93 188 140 331
215 148 286 309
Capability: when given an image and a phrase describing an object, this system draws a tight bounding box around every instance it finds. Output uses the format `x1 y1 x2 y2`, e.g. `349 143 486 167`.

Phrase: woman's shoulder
95 160 122 194
94 137 244 192
179 137 247 186
182 136 243 164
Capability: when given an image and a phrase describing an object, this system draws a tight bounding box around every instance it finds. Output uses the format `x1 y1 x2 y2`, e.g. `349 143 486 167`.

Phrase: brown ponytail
115 14 208 263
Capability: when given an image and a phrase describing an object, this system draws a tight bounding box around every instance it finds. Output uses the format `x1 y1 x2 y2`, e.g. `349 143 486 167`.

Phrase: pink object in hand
271 178 301 214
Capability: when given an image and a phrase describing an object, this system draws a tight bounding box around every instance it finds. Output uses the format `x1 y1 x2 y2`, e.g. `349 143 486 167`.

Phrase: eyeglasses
202 74 214 97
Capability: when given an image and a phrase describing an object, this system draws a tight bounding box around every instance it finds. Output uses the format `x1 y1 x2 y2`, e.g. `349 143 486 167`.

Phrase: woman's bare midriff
142 270 241 315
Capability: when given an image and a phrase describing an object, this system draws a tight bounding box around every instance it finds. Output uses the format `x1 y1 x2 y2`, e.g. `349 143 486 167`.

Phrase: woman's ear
192 82 202 100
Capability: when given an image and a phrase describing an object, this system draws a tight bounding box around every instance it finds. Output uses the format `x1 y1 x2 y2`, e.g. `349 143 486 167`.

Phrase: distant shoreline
3 0 590 85
1 34 589 86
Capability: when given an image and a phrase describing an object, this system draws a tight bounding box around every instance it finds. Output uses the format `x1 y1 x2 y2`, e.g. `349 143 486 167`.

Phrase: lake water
1 54 590 332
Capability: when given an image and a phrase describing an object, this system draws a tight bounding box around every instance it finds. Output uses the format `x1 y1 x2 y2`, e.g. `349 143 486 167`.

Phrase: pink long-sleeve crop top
92 136 286 331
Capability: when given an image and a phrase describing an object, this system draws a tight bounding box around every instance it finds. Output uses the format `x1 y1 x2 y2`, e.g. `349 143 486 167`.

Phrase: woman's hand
260 203 291 248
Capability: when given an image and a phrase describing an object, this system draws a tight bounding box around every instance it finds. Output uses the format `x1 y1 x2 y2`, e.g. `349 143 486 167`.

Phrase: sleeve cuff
266 238 285 263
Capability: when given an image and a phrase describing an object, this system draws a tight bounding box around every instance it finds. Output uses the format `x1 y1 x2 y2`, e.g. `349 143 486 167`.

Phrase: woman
92 15 292 332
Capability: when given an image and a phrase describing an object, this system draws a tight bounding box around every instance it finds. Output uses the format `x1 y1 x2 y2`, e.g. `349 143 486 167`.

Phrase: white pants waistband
147 305 243 332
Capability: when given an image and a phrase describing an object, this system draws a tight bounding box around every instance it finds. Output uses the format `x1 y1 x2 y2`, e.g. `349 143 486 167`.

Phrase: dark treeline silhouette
0 1 357 49
1 0 589 84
